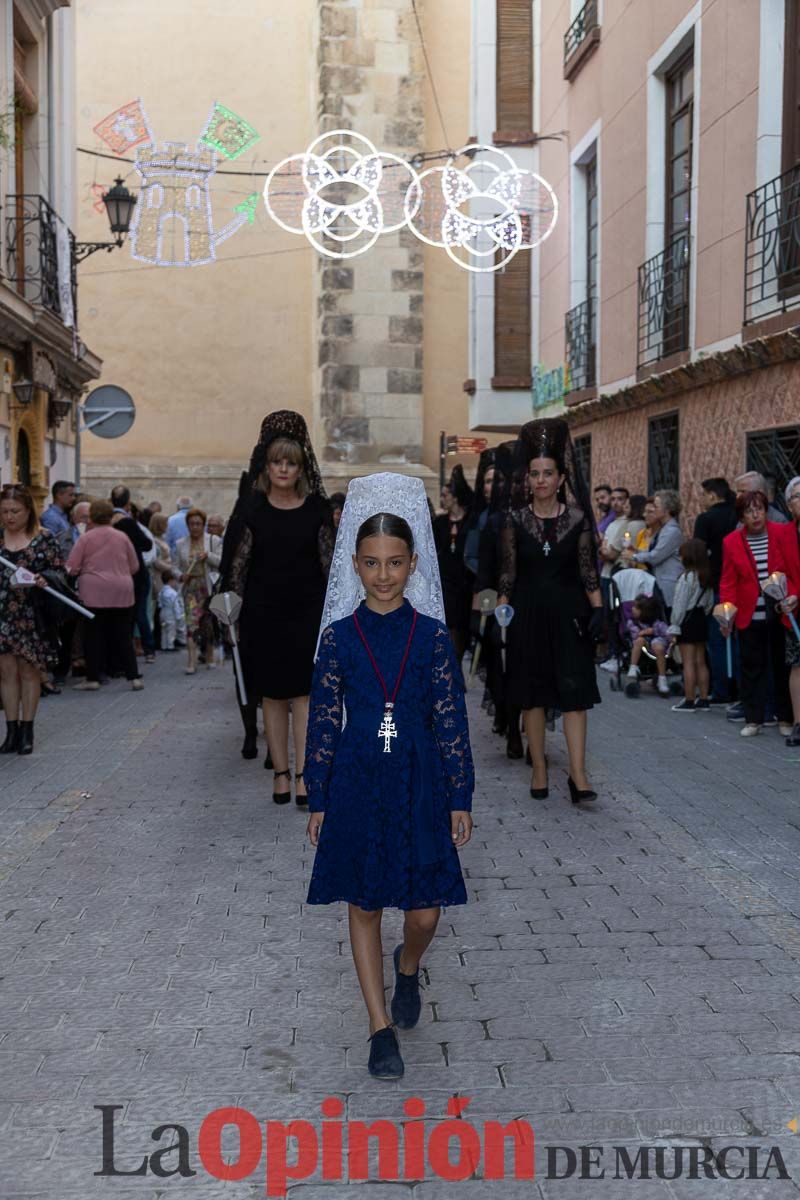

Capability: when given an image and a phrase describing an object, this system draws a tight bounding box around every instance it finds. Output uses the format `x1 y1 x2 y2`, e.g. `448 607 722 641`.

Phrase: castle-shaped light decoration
93 100 261 268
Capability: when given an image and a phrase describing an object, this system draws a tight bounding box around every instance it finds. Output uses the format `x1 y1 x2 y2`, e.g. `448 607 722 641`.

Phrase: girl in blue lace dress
304 483 474 1079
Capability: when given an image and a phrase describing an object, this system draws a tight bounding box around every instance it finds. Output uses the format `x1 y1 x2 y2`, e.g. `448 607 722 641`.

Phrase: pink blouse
66 525 139 608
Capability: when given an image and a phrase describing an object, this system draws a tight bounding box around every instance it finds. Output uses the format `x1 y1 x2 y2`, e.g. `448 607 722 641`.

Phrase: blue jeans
707 592 739 700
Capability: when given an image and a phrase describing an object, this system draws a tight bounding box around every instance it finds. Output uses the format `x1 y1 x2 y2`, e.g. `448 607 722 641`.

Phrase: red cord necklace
352 606 418 753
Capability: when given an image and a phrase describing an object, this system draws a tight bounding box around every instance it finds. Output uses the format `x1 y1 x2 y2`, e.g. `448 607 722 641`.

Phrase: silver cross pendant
378 704 398 753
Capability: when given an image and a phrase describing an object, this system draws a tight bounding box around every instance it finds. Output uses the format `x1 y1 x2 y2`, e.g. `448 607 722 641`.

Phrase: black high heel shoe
530 755 549 799
568 775 597 804
294 771 308 807
273 768 291 805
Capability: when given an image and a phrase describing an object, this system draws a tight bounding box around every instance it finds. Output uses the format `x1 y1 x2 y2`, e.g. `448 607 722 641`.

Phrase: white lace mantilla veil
315 473 445 658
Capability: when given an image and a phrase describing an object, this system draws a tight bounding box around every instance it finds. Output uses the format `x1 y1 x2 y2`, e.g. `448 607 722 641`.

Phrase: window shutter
496 0 533 135
493 252 532 386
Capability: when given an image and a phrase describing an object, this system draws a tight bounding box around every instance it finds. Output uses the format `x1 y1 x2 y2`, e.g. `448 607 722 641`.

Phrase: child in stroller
625 594 671 697
607 568 677 698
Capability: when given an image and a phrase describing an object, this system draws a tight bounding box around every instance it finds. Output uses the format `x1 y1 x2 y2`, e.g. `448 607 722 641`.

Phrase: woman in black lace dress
498 420 604 804
227 411 334 805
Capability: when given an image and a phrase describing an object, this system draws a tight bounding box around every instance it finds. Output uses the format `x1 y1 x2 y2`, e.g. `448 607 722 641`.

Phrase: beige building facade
472 0 800 522
75 0 472 512
0 0 101 506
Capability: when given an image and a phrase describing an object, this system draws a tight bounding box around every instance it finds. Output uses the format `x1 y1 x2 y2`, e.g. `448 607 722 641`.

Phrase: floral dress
183 552 209 641
305 600 474 911
0 532 65 668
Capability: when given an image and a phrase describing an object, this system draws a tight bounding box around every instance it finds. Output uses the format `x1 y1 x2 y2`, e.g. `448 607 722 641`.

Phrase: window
493 253 532 386
747 425 800 500
147 184 164 208
496 0 533 136
585 153 598 383
647 412 679 492
662 51 693 357
186 185 201 209
784 0 800 175
573 434 592 489
493 0 533 386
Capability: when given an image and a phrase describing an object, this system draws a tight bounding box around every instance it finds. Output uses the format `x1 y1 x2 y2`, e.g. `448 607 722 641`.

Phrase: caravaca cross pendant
378 703 398 753
352 608 418 757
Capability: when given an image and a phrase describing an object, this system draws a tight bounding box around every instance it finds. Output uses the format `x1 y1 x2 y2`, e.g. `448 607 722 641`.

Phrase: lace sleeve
431 626 475 812
229 525 253 596
318 518 335 579
497 512 517 598
577 520 601 594
303 625 344 813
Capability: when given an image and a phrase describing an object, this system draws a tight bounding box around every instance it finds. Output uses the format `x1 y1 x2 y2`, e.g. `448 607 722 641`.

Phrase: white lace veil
316 472 445 657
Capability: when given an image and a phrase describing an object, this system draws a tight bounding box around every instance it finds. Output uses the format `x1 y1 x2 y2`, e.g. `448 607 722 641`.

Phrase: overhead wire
410 0 450 148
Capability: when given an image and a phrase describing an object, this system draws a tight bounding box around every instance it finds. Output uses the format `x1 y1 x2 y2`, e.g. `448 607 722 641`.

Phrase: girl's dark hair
632 593 659 624
355 512 415 554
628 494 647 521
680 537 712 589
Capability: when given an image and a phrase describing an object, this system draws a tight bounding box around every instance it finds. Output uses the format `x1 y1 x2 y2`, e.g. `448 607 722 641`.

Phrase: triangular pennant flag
234 193 260 224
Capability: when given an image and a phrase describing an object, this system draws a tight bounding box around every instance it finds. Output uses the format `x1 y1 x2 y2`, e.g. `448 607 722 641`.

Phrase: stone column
315 0 433 487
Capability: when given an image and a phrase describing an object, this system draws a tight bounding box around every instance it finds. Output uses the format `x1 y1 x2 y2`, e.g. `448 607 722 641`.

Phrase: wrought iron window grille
565 296 597 393
564 0 599 65
5 194 77 325
637 232 690 370
647 412 680 493
744 165 800 325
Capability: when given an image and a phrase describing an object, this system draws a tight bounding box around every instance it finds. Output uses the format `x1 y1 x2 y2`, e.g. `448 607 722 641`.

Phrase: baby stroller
607 568 682 698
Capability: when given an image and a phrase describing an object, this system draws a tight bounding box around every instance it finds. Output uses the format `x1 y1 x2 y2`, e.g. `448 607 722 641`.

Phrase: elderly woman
66 499 143 694
147 512 173 637
0 484 65 754
776 477 800 745
175 508 222 674
719 490 793 738
624 489 683 613
228 411 333 805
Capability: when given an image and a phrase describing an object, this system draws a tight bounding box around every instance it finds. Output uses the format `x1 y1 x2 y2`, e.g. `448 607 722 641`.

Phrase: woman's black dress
232 492 333 699
432 512 473 635
499 505 601 712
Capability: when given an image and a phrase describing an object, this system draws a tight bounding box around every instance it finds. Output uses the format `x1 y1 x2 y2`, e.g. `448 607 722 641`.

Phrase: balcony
564 0 600 81
744 165 800 329
565 296 596 399
637 232 690 372
5 194 77 327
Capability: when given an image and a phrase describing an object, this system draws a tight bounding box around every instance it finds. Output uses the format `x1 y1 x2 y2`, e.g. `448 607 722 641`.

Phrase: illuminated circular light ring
264 130 422 259
404 143 559 273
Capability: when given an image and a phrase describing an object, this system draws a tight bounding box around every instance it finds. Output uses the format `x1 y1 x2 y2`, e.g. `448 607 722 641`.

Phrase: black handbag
30 569 82 631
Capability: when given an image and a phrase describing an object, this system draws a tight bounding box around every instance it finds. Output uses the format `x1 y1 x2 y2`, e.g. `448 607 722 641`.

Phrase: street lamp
75 178 137 263
11 377 36 406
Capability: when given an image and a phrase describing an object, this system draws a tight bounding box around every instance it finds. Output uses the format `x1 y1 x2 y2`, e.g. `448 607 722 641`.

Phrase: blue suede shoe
367 1025 404 1080
391 943 422 1030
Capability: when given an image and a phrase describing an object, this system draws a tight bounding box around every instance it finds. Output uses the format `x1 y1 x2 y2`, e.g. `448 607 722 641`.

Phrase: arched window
186 185 201 209
147 184 164 208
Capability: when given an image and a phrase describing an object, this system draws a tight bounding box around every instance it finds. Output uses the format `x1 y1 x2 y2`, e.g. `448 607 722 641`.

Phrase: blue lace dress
305 599 474 911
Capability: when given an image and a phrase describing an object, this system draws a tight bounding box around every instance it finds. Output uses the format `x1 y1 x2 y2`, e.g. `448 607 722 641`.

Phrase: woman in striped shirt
719 491 793 737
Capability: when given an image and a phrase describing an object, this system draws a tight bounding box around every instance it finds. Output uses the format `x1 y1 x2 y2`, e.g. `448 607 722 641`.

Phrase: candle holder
762 572 800 641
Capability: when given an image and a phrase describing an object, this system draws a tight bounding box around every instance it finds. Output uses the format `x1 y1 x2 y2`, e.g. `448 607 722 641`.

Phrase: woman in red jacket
719 491 792 737
775 478 800 745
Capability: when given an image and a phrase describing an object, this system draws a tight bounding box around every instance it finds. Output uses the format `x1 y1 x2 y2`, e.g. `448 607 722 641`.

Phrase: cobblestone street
3 656 800 1198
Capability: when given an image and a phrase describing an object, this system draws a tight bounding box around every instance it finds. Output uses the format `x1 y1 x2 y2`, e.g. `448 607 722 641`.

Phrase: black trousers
55 619 77 680
85 607 139 683
738 620 792 725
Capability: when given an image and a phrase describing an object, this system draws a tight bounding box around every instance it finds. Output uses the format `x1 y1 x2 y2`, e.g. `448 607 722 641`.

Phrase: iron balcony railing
565 295 596 392
564 0 599 65
5 194 78 325
637 231 690 370
744 164 800 324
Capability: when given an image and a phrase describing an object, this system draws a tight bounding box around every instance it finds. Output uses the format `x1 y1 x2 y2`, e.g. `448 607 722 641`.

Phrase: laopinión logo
95 1100 791 1196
